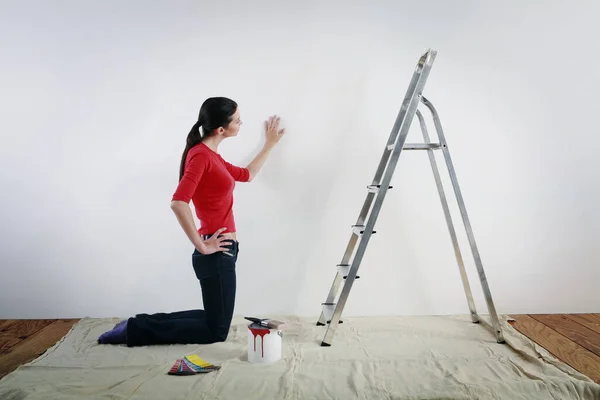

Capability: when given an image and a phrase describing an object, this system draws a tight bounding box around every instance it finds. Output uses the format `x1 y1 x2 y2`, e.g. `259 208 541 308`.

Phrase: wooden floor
0 315 599 384
0 319 79 380
509 314 600 383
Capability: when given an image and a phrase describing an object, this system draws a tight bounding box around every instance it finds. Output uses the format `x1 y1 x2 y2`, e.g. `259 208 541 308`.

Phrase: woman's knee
212 328 229 342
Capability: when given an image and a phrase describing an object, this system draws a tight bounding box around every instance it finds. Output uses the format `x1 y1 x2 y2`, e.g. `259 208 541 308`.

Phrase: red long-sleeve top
172 142 250 235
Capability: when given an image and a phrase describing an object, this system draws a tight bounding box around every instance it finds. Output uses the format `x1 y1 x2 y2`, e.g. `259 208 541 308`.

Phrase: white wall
1 0 599 319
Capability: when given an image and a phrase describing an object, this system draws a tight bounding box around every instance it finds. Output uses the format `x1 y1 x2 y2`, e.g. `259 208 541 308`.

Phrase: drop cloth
1 315 599 399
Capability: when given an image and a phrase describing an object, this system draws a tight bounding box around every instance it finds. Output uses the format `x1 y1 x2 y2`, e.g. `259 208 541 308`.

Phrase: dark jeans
125 238 238 346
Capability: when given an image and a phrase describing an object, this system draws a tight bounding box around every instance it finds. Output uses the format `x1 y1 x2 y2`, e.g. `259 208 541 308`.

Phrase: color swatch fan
167 354 221 376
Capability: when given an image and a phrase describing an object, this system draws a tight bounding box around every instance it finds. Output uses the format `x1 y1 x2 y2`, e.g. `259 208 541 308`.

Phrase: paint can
247 322 282 364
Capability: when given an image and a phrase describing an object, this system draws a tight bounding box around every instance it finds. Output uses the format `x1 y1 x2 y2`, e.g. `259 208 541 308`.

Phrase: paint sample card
167 354 221 376
167 359 196 376
185 354 221 371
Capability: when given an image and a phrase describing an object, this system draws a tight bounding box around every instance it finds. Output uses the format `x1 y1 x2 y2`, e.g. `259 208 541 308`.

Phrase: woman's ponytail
179 120 204 181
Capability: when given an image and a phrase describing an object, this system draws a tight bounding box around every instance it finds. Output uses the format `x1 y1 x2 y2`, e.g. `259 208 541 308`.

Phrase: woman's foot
113 319 127 330
98 319 127 344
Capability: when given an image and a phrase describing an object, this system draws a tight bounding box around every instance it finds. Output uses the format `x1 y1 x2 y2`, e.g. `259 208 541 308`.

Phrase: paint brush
244 316 286 330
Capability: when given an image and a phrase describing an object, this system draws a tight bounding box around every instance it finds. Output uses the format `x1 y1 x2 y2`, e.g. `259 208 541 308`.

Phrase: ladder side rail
420 96 505 343
415 109 478 323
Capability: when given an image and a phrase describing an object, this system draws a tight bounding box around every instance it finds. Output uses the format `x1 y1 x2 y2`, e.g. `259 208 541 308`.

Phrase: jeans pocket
220 240 238 259
192 252 222 281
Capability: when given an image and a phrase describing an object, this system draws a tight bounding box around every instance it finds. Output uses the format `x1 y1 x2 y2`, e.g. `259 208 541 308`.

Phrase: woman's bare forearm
246 143 274 181
170 200 205 252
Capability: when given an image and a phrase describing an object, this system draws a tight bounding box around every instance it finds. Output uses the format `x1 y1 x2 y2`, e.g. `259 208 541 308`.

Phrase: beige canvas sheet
1 314 599 399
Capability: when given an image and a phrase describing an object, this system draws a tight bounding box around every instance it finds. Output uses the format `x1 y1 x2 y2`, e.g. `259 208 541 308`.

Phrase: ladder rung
367 184 393 193
321 303 343 324
337 264 360 279
352 225 376 236
387 143 442 151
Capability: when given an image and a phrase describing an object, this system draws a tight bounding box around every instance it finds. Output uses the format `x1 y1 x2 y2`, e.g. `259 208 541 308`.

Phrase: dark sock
98 320 128 344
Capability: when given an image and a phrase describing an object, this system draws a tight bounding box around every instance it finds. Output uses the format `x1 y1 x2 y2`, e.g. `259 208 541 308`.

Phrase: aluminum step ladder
316 49 505 347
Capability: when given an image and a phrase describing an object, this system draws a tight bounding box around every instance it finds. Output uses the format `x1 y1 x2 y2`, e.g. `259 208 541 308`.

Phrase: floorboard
0 321 15 331
530 314 600 357
567 314 600 335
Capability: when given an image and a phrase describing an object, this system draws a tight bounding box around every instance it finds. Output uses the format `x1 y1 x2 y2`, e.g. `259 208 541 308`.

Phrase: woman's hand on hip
197 227 231 255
